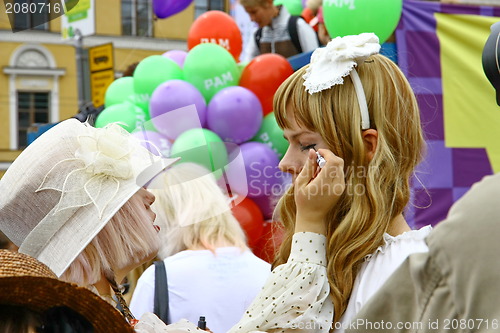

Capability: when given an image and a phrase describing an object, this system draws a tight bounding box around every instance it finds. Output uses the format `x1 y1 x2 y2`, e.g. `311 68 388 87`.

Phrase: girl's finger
295 149 317 189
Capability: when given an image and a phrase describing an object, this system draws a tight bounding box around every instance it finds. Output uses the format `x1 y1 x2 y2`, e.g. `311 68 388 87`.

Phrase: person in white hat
0 119 191 330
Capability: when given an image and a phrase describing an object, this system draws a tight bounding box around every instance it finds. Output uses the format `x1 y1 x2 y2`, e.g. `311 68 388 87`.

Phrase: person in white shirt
229 33 432 332
130 163 271 333
240 0 319 61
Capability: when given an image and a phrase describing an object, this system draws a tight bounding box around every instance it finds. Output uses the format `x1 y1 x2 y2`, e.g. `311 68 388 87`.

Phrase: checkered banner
399 0 500 228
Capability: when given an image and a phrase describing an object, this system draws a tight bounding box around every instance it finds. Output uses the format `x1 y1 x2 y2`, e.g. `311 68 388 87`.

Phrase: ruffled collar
364 225 433 262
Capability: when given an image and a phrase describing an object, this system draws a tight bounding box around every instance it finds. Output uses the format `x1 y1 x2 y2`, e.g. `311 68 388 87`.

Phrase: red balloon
188 11 243 62
239 54 294 116
231 197 264 249
253 220 285 263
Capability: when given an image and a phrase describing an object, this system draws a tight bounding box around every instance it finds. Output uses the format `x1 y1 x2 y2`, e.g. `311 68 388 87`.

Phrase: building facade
0 0 229 177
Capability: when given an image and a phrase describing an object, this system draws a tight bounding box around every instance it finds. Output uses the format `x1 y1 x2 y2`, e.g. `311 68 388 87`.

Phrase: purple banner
398 0 498 228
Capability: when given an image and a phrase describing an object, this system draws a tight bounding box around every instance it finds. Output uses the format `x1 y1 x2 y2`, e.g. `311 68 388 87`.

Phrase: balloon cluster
97 11 291 262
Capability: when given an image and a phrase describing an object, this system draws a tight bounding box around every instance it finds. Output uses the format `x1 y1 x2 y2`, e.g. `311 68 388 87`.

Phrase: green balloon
274 0 303 16
95 101 150 133
104 77 135 108
323 0 402 44
237 61 248 76
128 93 157 132
183 44 240 103
133 55 183 96
251 112 289 159
127 93 148 114
171 128 228 178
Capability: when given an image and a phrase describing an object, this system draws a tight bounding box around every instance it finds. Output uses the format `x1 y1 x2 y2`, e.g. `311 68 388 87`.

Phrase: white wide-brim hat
0 119 179 276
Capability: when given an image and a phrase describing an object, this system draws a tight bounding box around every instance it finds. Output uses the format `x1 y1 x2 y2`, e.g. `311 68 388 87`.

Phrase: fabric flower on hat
76 125 134 179
303 33 381 94
36 123 135 218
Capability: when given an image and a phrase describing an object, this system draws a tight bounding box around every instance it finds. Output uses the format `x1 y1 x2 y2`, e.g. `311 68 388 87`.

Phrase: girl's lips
154 225 160 232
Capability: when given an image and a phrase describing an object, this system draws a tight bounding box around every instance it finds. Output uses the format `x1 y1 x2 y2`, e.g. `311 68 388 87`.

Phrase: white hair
60 196 160 286
150 163 248 259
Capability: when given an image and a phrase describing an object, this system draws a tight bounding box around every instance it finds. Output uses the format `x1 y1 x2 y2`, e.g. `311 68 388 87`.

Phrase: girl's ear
362 129 378 162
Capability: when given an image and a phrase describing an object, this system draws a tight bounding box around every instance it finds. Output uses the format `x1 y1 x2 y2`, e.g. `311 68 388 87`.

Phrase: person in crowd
241 0 319 61
304 0 331 46
0 119 207 332
301 0 321 26
229 32 432 332
315 5 331 46
0 249 134 333
130 163 271 333
343 21 500 333
123 62 139 77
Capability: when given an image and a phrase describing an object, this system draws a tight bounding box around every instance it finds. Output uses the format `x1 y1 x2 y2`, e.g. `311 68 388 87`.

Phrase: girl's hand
294 149 345 234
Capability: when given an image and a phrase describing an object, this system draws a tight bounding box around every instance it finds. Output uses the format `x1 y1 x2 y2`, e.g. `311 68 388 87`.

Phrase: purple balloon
251 194 278 220
251 172 291 219
225 142 281 198
150 80 207 140
131 130 172 157
153 0 193 19
162 50 188 68
207 86 263 144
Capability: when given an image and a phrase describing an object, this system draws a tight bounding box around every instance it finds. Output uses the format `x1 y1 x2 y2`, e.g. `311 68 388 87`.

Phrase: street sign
90 69 114 107
88 43 114 107
89 43 114 73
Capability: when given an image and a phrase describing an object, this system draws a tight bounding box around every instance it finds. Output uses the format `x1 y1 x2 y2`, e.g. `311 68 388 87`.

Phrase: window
17 92 50 148
194 0 225 18
12 0 49 31
121 0 153 37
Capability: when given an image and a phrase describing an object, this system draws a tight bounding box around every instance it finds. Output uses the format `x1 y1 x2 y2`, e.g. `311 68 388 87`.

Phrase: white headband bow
303 33 381 130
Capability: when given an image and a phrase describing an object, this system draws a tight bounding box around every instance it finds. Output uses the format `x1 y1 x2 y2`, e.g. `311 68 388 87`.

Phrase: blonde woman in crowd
131 163 270 333
230 33 432 332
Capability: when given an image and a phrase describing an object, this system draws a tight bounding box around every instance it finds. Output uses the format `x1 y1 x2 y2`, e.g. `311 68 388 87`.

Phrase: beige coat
347 172 500 333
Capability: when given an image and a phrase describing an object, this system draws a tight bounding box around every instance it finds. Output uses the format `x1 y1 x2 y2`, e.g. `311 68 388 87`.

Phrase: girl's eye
300 144 316 152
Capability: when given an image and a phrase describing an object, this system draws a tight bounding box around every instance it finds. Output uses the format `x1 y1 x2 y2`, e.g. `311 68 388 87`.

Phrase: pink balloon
162 50 188 68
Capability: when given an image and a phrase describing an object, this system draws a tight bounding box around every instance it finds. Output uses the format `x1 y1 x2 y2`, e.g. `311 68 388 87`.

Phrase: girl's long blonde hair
273 54 425 323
